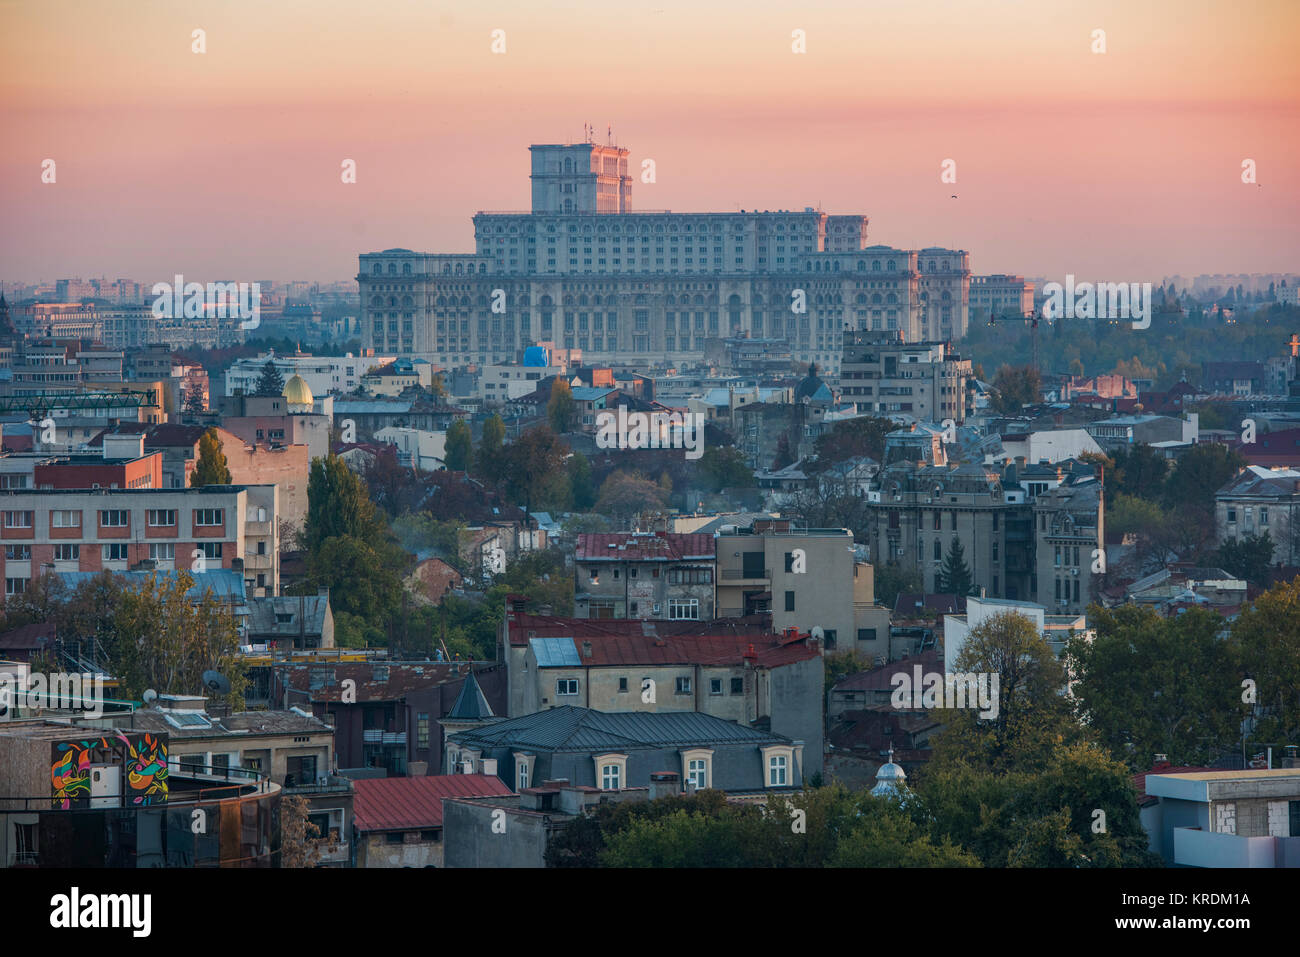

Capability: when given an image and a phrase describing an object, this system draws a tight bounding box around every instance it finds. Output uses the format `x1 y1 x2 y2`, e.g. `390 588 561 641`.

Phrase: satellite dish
811 626 824 639
142 689 158 707
202 670 232 695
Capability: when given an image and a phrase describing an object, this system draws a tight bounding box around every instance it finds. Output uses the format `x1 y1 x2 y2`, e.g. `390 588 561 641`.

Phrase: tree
1110 444 1168 501
1214 532 1275 586
810 415 895 469
1232 577 1300 744
500 425 570 520
476 413 506 478
303 455 389 554
930 611 1079 774
190 428 232 487
445 419 473 472
697 445 754 492
595 470 668 526
183 384 206 415
106 572 247 706
990 365 1042 414
280 793 323 868
772 433 795 471
568 452 596 510
1068 605 1243 769
429 372 448 400
547 379 578 433
254 360 284 397
936 536 973 596
874 564 922 610
1161 443 1247 517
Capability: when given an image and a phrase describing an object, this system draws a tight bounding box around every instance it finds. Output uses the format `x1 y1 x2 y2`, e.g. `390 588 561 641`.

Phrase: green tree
107 572 247 707
936 536 973 596
547 379 578 433
1213 532 1275 586
445 419 473 472
1232 577 1300 743
698 445 755 491
303 455 388 554
429 373 448 400
873 564 922 610
1068 605 1243 769
190 427 232 487
254 360 285 397
1162 443 1247 517
990 364 1042 414
810 415 896 469
568 452 596 510
930 611 1079 774
500 425 570 520
1110 444 1169 501
476 413 506 478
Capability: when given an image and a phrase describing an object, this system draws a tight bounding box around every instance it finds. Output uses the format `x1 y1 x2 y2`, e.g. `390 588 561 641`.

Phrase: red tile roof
509 612 817 667
832 650 943 693
576 532 716 561
352 774 513 832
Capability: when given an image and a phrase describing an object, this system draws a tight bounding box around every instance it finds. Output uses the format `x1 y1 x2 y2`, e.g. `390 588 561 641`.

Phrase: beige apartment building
837 331 973 423
714 518 890 660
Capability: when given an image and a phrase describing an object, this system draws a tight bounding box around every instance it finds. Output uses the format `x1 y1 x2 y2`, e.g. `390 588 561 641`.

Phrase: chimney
581 640 593 658
1153 753 1169 768
649 771 680 801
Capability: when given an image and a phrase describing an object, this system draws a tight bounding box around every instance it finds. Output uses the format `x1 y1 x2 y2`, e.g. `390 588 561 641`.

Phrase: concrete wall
358 830 442 868
442 800 549 868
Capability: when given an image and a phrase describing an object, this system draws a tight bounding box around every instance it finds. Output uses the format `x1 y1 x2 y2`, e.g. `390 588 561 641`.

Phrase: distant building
352 773 511 868
574 532 715 620
1215 465 1300 566
838 331 973 423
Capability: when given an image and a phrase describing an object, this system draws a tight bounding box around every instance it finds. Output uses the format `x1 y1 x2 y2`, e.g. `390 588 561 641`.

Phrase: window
517 759 529 790
1227 508 1237 523
100 510 128 527
200 541 223 559
709 678 722 695
601 764 621 790
556 678 579 696
53 544 79 562
1260 508 1269 525
731 677 744 694
618 677 629 692
4 511 32 528
51 510 81 528
149 543 175 562
784 591 795 612
5 544 30 560
195 508 224 526
675 676 692 695
784 551 796 573
769 754 788 786
180 753 205 774
668 598 700 620
416 713 429 749
147 509 176 527
688 758 708 789
5 578 28 596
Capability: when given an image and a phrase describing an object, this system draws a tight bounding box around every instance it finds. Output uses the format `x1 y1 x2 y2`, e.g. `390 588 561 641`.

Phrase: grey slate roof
447 705 789 753
247 595 329 637
446 670 495 720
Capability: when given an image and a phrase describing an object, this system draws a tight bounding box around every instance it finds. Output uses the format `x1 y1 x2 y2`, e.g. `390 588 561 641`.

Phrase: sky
2 0 1298 284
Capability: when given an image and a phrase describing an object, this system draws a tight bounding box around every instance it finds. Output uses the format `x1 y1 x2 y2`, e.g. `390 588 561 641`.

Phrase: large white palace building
359 140 971 373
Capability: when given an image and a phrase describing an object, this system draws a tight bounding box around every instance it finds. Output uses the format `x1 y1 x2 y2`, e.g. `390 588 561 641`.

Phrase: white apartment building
969 274 1035 321
225 352 392 397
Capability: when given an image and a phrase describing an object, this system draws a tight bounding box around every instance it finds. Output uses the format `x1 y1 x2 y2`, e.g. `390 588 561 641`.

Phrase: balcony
720 568 771 582
363 729 407 746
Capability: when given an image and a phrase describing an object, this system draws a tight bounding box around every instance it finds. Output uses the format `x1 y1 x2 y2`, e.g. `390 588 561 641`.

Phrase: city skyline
3 0 1298 282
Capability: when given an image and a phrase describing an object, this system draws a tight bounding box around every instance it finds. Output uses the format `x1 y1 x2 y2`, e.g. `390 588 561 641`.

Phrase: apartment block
838 330 973 423
574 532 716 620
0 482 278 598
714 518 888 658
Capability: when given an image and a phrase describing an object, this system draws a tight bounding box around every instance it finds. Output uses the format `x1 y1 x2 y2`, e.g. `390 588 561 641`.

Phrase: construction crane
986 308 1044 375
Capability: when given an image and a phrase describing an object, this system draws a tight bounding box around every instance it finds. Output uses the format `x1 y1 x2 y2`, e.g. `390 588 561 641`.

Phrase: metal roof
529 637 582 668
447 705 789 753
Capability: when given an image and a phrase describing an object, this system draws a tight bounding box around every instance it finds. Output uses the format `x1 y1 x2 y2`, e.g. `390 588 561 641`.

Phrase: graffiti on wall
51 732 169 809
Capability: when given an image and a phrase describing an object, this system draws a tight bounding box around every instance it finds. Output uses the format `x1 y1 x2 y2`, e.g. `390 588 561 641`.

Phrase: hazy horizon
4 0 1297 282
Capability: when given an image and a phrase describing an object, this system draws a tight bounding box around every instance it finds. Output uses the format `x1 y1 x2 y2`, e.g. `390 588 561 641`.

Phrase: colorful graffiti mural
51 732 168 809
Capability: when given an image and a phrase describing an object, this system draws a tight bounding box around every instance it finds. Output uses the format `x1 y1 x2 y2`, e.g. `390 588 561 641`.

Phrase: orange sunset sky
2 0 1298 283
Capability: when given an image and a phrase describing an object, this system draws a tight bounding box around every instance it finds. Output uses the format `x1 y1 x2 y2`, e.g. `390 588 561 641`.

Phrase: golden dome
283 374 313 406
